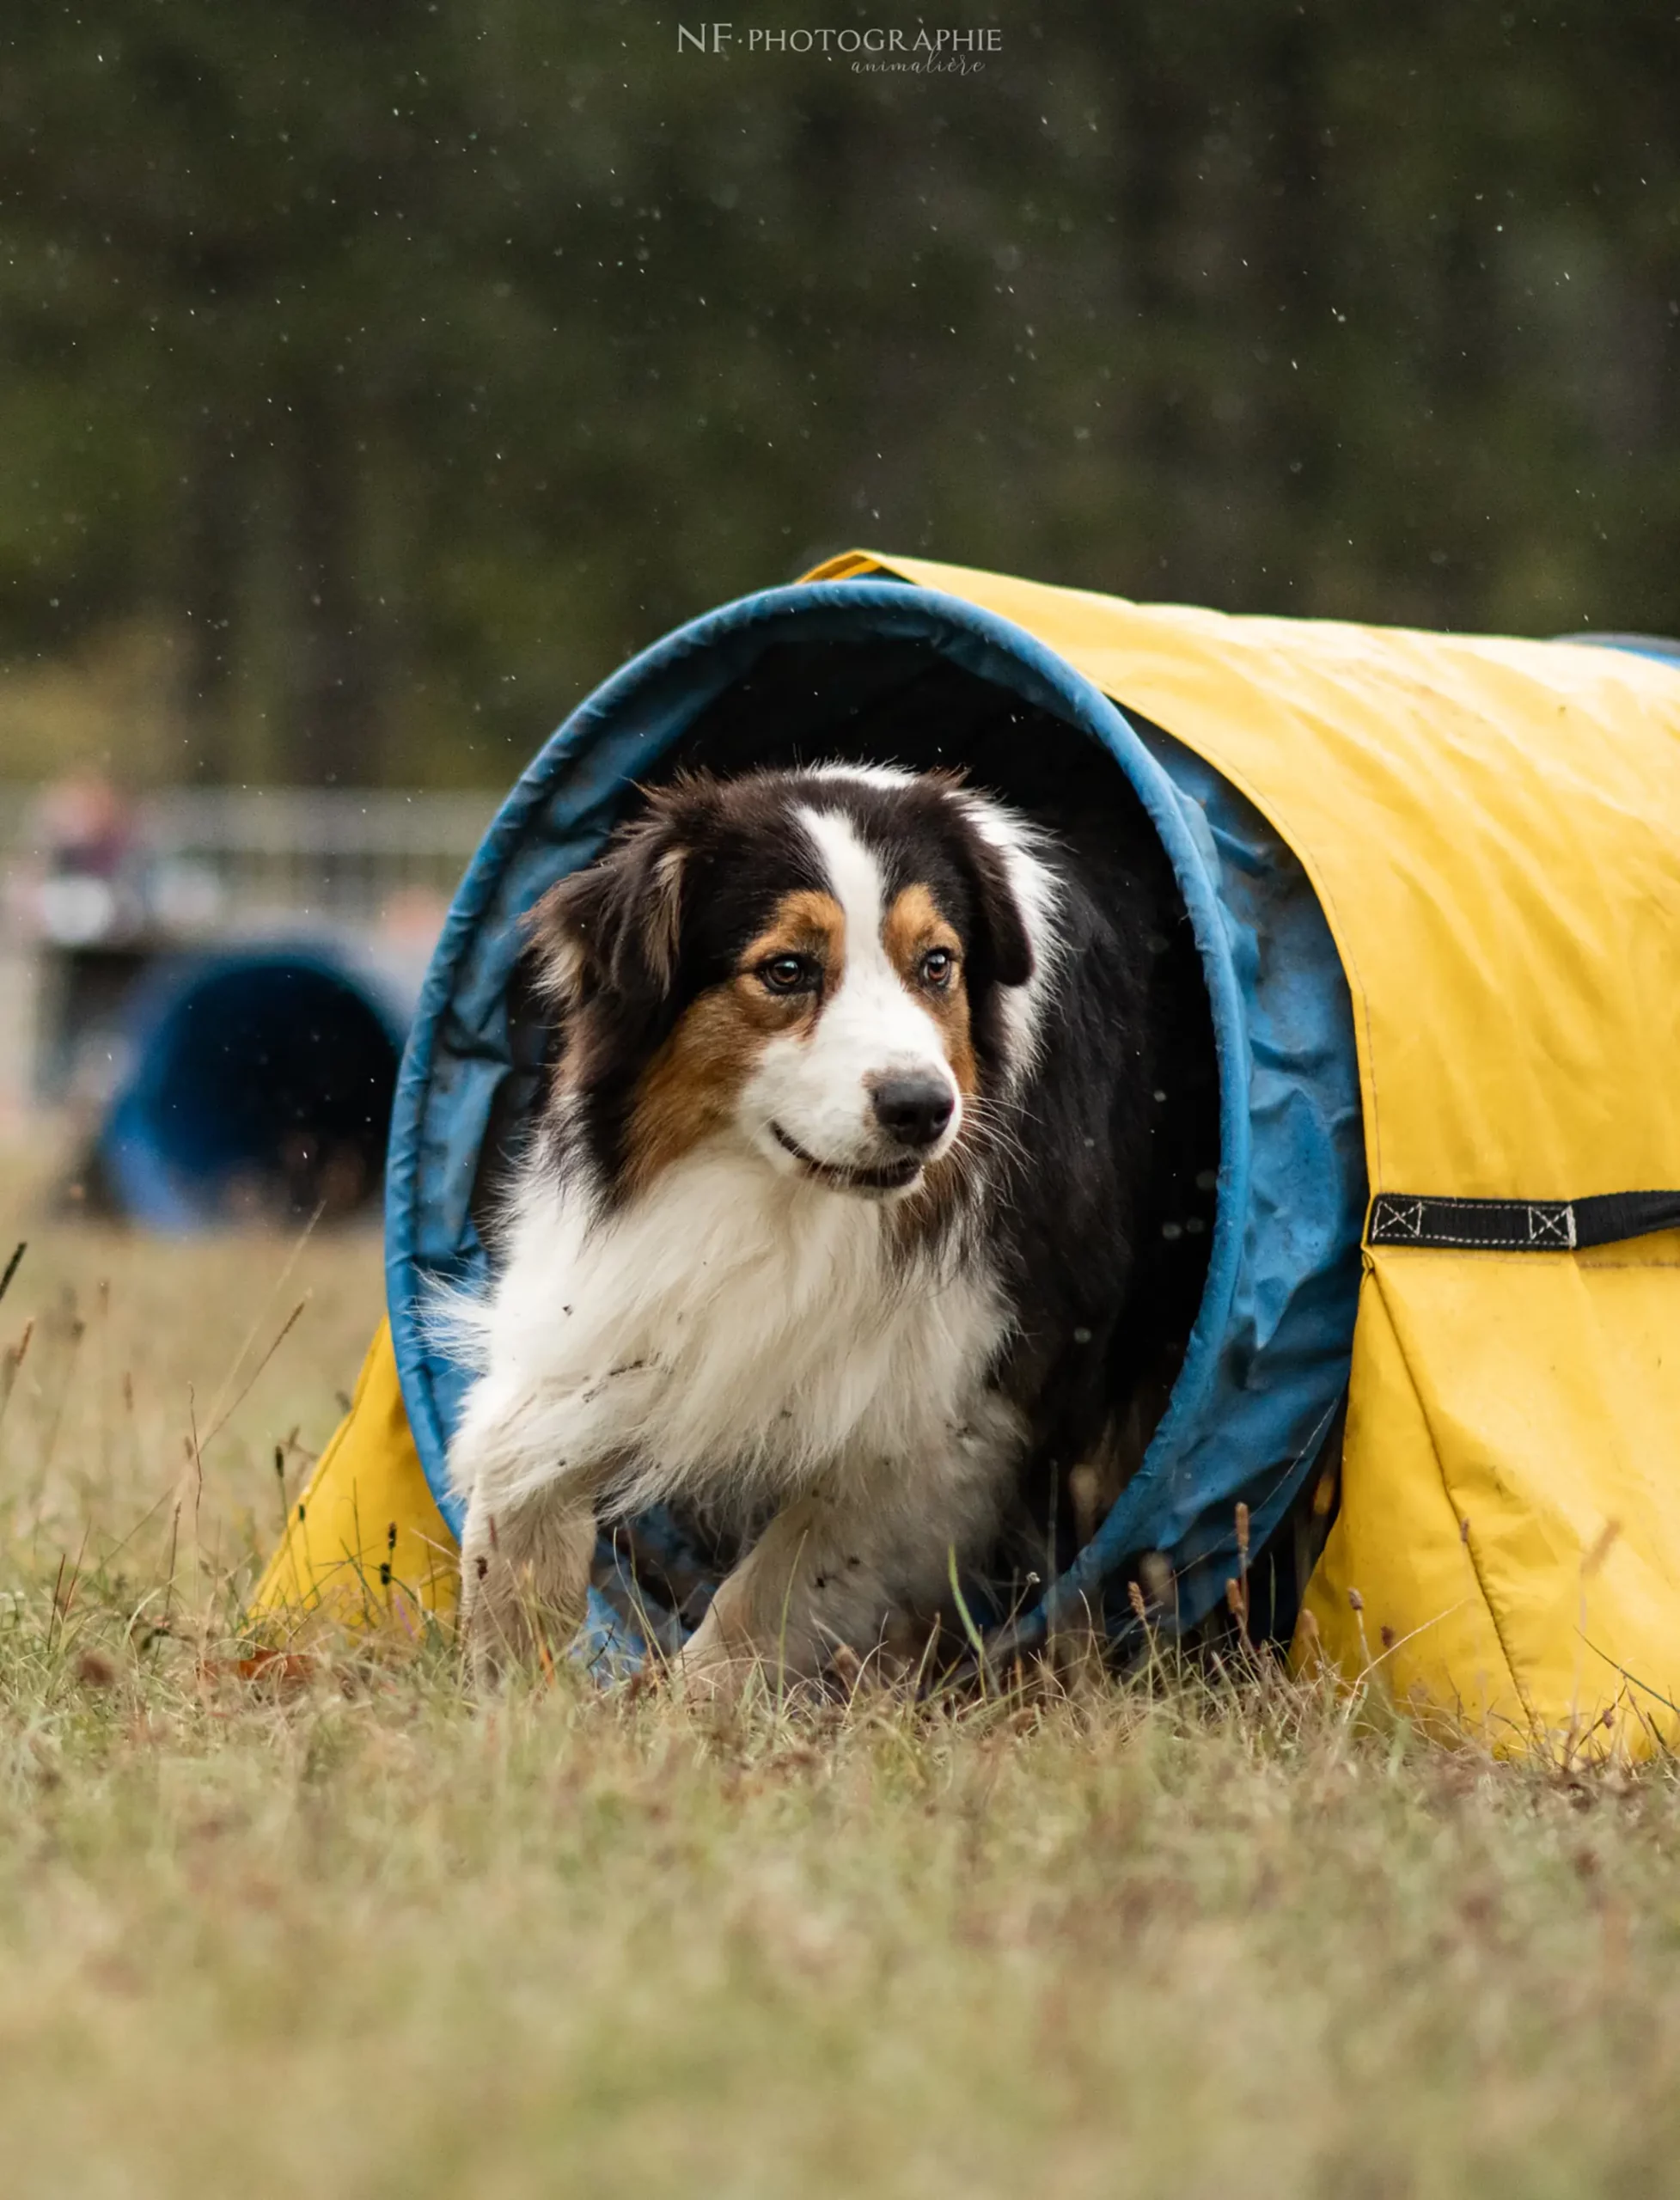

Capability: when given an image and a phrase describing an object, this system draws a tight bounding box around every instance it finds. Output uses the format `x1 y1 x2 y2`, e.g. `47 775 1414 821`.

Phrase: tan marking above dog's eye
883 883 963 991
737 889 846 1002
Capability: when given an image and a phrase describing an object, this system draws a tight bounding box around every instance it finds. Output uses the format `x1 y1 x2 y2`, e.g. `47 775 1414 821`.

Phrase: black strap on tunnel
1368 1189 1680 1252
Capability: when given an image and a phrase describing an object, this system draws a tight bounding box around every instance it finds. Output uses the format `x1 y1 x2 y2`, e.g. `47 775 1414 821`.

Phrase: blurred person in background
22 768 139 948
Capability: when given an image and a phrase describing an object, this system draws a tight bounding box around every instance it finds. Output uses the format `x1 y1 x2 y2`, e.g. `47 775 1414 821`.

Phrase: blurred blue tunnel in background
96 945 412 1231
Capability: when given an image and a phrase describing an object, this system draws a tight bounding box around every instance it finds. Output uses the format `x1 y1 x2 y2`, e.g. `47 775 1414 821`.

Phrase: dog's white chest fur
449 1140 1021 1586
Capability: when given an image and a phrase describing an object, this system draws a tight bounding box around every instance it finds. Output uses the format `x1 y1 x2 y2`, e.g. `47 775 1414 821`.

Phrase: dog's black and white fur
448 761 1182 1685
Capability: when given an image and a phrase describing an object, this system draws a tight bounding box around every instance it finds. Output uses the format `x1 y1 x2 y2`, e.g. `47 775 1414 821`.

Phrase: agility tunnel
95 944 409 1230
253 553 1680 1758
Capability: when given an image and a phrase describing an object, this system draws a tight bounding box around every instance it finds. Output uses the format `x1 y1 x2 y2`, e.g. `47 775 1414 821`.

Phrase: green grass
2 1148 1679 2199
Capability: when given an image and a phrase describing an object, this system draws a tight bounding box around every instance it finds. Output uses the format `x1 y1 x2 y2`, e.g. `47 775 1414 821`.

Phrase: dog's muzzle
771 1122 926 1194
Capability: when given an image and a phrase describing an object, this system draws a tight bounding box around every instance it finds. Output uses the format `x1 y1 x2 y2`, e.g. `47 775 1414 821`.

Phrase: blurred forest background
1 0 1677 789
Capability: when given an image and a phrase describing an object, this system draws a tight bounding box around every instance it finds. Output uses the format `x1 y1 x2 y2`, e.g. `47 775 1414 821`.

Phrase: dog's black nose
870 1074 955 1149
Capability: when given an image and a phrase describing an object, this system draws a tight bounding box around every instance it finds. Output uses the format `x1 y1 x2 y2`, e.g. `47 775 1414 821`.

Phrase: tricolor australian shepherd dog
448 760 1200 1686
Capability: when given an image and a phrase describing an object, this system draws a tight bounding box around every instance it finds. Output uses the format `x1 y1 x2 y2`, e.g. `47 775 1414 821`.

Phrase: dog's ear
528 787 701 1005
960 826 1036 991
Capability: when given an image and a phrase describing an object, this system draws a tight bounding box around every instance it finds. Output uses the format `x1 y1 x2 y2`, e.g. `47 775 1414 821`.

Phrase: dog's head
531 764 1056 1203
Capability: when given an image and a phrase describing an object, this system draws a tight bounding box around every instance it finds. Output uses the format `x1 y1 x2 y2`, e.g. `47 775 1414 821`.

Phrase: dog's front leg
677 1492 897 1695
450 1391 600 1682
457 1482 596 1684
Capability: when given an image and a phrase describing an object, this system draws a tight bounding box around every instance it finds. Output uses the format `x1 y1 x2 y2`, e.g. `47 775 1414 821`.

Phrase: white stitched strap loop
1369 1192 1576 1251
1370 1189 1680 1252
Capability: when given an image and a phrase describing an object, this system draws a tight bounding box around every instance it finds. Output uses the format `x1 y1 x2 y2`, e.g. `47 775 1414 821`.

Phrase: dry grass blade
0 1317 34 1428
197 1299 309 1452
195 1201 326 1441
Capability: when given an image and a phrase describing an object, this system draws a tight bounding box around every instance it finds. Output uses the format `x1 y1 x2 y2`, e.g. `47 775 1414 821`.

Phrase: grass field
3 1149 1680 2199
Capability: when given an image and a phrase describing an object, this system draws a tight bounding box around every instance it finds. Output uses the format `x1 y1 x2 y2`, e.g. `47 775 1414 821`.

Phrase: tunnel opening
471 637 1223 1655
100 950 403 1230
390 578 1365 1671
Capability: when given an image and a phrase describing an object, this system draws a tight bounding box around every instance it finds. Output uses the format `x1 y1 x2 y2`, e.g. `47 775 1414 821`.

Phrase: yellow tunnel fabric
248 1318 457 1630
254 548 1680 1757
813 552 1680 1756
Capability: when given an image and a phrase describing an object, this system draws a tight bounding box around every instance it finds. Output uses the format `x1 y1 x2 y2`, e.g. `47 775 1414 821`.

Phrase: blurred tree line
1 1 1677 785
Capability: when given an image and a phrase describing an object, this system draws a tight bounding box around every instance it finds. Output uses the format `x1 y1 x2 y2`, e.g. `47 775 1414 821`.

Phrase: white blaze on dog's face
740 804 971 1194
535 766 1048 1207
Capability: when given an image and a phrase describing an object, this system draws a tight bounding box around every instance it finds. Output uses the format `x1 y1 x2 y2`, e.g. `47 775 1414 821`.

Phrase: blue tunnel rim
386 576 1255 1629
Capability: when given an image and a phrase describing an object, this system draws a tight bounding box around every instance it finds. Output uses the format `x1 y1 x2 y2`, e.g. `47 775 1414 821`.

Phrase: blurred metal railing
1 783 495 941
133 785 494 927
0 783 498 1117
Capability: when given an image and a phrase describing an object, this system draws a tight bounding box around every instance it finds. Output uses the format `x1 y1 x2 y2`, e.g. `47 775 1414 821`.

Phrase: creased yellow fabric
811 551 1680 1756
247 1317 458 1631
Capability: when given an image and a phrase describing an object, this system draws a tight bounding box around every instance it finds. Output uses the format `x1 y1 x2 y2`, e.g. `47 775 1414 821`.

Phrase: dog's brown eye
920 948 956 988
759 953 816 994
